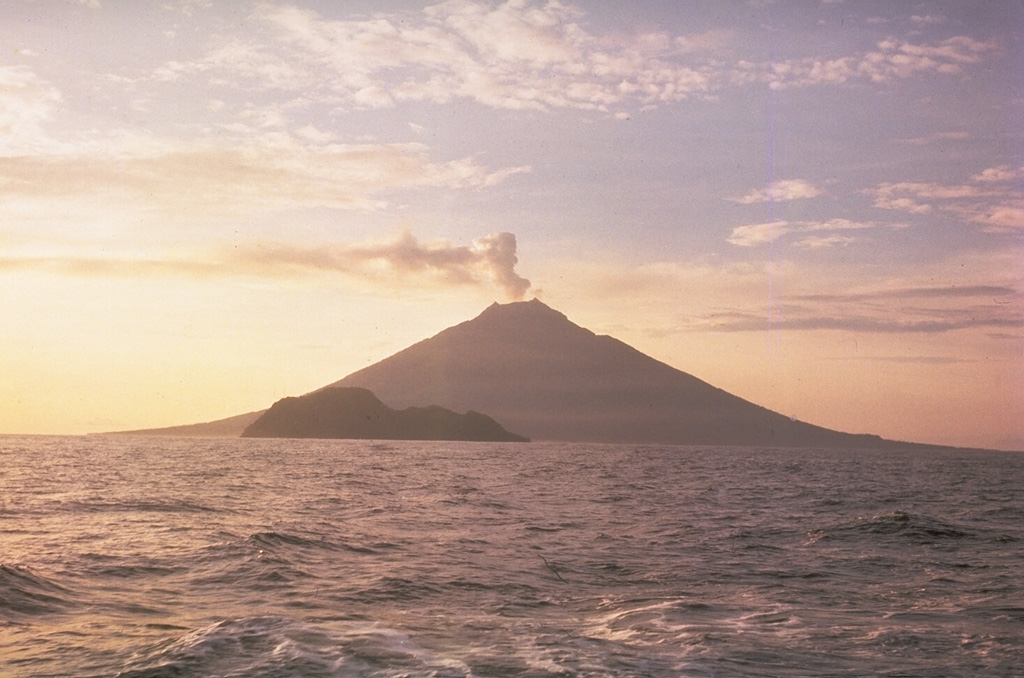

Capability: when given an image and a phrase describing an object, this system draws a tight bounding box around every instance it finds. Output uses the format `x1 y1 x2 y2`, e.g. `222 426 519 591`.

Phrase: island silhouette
241 386 528 442
115 299 937 448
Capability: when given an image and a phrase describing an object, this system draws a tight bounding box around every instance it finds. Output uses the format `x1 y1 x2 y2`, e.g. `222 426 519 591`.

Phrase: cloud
742 35 998 90
727 221 792 246
727 218 885 247
732 179 821 204
843 356 974 365
972 165 1024 183
708 285 1023 334
794 234 856 249
898 131 969 145
0 231 533 301
795 285 1019 302
164 0 211 17
673 28 735 54
425 0 584 66
203 1 613 112
868 171 1024 232
0 66 62 154
0 255 218 278
714 313 1022 333
871 194 933 214
872 182 998 201
143 3 998 115
966 203 1024 232
0 133 530 218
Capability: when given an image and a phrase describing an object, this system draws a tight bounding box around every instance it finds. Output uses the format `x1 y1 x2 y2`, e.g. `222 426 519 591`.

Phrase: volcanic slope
326 299 888 448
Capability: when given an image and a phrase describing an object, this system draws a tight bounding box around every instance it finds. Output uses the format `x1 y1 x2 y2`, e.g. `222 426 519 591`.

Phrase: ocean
1 437 1022 677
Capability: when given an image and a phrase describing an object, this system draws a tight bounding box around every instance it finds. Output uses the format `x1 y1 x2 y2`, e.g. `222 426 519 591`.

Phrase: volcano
320 299 887 447
117 299 905 447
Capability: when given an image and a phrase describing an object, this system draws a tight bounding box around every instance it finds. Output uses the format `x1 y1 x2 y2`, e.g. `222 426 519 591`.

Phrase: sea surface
1 437 1022 677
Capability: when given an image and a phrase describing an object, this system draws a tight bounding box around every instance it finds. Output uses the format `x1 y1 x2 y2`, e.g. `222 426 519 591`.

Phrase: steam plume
236 230 531 300
1 231 532 300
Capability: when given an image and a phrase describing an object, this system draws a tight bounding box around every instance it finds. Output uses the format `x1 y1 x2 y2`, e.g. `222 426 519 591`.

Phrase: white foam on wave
583 596 811 652
122 615 473 677
584 598 716 646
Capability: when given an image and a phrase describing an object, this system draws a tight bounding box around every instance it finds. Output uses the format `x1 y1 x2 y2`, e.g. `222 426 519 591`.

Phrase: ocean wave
585 597 732 646
116 615 471 678
56 498 225 515
247 530 379 555
86 562 183 580
68 549 184 582
184 535 317 595
189 528 382 570
0 563 77 619
813 510 980 545
350 576 443 604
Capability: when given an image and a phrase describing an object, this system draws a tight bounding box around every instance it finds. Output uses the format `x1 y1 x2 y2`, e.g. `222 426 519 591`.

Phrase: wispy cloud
727 218 890 247
711 311 1022 334
868 167 1024 232
707 285 1022 334
142 3 999 115
727 221 792 247
732 36 996 91
964 203 1024 232
794 234 857 249
842 356 973 365
0 231 532 300
731 179 822 205
898 131 969 145
972 165 1024 183
795 285 1019 302
911 14 946 25
0 66 62 154
0 133 530 218
165 1 212 17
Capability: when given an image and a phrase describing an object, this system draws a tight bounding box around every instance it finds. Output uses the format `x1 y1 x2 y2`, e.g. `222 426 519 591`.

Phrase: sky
1 0 1022 450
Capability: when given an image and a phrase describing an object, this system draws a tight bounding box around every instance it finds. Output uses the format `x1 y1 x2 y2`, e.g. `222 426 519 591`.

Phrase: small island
241 387 528 442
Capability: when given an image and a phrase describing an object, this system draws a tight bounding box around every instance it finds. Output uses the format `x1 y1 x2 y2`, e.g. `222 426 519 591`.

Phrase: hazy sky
2 0 1022 449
